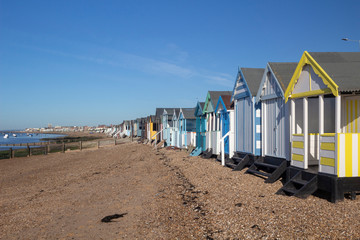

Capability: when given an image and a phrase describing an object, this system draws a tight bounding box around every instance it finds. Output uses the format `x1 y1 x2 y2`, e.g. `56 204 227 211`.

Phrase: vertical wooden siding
236 97 253 153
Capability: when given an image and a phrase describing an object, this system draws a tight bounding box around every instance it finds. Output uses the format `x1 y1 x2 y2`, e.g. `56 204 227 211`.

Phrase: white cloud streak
22 44 233 87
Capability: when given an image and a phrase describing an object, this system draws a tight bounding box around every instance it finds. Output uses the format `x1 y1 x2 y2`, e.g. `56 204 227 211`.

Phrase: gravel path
1 142 359 239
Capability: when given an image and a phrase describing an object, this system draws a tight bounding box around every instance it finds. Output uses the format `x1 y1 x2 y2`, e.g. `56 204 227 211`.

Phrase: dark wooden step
254 162 278 169
231 154 250 171
278 169 318 199
201 149 213 159
246 168 271 177
225 161 237 169
282 187 297 195
292 179 308 185
246 156 288 183
231 156 243 164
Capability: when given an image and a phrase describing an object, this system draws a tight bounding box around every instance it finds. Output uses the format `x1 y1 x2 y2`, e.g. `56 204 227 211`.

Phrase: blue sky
0 0 359 130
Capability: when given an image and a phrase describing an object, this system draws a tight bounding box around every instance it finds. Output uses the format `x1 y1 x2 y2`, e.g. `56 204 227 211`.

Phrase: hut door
222 112 230 154
265 98 279 157
201 117 207 151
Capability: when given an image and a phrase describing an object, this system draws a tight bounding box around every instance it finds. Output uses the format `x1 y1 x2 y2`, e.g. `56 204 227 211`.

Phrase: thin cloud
19 43 232 86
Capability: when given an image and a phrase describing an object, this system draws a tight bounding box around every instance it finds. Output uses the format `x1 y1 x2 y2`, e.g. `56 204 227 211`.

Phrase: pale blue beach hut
162 108 180 146
178 107 197 148
255 62 297 160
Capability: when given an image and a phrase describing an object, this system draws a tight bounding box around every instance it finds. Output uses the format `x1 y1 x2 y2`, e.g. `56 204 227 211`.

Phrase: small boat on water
12 133 17 137
3 134 9 139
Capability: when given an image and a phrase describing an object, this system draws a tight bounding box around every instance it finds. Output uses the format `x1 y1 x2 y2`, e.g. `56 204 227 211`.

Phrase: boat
3 134 9 139
12 133 17 137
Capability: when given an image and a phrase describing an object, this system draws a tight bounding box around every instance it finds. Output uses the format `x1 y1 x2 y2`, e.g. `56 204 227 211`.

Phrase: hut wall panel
211 131 220 155
310 66 327 90
187 132 196 147
293 65 310 94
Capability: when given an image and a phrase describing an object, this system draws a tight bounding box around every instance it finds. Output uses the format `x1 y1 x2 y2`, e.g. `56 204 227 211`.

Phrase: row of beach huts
108 51 360 203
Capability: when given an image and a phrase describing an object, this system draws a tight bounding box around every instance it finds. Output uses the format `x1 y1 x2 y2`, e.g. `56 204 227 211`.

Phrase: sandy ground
1 141 360 239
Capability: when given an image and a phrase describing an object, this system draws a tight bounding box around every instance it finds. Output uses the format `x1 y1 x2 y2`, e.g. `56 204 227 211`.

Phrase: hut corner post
131 120 133 142
303 97 308 169
335 96 341 134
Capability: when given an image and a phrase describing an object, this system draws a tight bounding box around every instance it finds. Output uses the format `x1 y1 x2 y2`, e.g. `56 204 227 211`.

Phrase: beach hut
233 68 264 155
124 121 132 137
255 62 297 160
166 109 180 146
225 68 264 171
136 118 142 137
240 63 299 181
147 115 158 141
202 91 232 157
280 51 360 202
215 95 235 162
172 109 181 147
192 101 206 156
155 108 166 142
119 121 127 137
162 108 180 146
132 120 137 137
178 108 197 148
142 117 148 140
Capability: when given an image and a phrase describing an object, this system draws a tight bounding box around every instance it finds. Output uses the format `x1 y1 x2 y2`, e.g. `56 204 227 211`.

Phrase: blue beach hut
215 95 234 157
202 91 232 157
193 101 206 154
233 68 264 156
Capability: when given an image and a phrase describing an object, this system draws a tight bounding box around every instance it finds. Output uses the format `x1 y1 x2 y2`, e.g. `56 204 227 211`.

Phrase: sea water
0 132 65 150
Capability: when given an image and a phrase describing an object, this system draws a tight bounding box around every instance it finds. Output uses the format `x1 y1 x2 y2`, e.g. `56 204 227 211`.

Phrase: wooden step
282 187 297 195
278 170 318 199
201 149 213 159
292 179 308 185
246 156 288 183
254 162 278 169
231 156 243 164
246 169 271 177
225 161 237 169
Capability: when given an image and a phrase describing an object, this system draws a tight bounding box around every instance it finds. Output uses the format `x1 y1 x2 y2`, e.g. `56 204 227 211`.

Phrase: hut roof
181 108 196 119
241 68 265 96
207 91 232 110
268 62 298 91
309 52 360 93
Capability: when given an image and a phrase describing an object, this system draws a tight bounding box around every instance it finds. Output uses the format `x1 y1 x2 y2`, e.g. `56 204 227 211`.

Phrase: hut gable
215 95 232 113
233 68 264 100
285 52 360 102
195 102 205 117
203 91 232 113
256 62 297 102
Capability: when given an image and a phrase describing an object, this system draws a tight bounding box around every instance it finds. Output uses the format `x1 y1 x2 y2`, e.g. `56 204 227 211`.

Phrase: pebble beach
1 139 359 239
